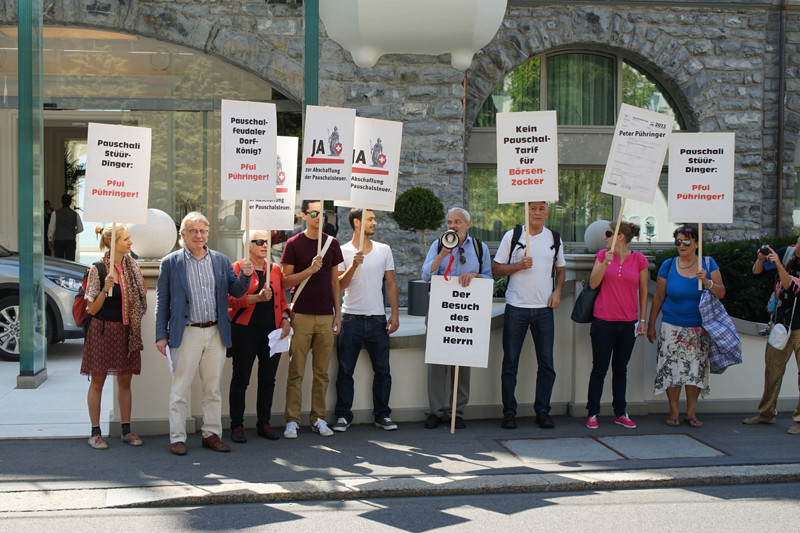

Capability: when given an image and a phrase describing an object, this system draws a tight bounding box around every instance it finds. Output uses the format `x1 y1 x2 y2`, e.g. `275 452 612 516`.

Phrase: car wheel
0 295 21 362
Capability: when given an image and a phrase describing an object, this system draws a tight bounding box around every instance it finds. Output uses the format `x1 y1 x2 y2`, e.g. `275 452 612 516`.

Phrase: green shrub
391 187 444 249
651 235 798 322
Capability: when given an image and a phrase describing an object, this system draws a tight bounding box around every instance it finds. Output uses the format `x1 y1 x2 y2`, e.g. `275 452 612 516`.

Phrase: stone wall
3 0 799 303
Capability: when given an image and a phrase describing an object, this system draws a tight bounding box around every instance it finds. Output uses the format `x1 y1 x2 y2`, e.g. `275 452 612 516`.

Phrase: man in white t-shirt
492 201 566 430
333 208 400 432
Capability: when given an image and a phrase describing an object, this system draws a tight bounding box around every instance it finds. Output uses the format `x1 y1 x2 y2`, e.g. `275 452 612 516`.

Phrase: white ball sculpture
584 220 611 253
129 208 178 260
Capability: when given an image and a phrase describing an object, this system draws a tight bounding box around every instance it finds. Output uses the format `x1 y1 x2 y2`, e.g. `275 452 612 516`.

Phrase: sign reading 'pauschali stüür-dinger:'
336 117 402 211
668 132 735 223
221 99 277 200
244 136 298 231
83 122 151 224
496 111 559 203
601 103 674 203
300 105 356 201
425 276 493 368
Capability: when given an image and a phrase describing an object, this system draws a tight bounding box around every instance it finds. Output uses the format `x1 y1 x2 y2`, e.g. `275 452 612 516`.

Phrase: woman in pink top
585 222 648 430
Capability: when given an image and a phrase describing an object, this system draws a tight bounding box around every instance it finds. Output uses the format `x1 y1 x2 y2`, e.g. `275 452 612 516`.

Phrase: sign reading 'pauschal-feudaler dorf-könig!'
83 122 152 224
221 99 278 201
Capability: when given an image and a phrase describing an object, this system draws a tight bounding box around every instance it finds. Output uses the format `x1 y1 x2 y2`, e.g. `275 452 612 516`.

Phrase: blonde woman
81 225 147 449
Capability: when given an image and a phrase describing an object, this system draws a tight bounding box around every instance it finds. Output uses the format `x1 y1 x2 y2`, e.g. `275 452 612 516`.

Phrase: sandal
684 417 703 428
665 416 680 427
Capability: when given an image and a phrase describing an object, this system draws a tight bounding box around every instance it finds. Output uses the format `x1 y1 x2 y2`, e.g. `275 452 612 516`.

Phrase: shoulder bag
571 279 599 323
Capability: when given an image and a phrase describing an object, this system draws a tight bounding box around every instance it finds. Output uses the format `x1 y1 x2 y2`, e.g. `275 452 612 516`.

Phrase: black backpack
507 224 561 277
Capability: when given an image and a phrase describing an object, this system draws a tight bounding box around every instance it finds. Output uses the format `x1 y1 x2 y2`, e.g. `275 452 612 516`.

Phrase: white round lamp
129 208 177 260
584 220 611 253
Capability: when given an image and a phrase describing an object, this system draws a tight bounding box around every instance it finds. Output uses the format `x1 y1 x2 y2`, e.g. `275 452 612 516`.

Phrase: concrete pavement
1 340 799 512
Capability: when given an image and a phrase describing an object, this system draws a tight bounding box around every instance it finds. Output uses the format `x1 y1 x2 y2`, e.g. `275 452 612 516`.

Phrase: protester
155 212 253 455
743 238 800 435
81 224 147 449
421 207 491 429
584 222 648 430
647 225 725 428
48 193 84 261
492 201 565 429
333 209 400 432
227 230 291 443
281 200 343 438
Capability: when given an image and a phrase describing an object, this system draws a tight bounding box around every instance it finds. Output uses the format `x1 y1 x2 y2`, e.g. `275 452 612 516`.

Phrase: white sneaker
332 417 350 432
284 421 299 439
88 434 108 449
312 418 334 437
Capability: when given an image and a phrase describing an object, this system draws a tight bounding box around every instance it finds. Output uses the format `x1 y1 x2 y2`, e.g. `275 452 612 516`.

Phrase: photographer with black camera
746 237 800 435
421 207 492 430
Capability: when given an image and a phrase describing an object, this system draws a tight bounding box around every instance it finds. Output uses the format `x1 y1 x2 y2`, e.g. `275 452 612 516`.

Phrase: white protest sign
336 117 402 211
601 103 674 202
668 132 735 223
300 105 356 201
83 123 151 224
424 276 493 368
496 110 559 203
221 99 277 200
243 136 298 231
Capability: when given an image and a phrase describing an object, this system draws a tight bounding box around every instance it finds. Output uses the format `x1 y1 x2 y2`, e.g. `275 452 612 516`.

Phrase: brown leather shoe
170 441 187 456
201 434 231 452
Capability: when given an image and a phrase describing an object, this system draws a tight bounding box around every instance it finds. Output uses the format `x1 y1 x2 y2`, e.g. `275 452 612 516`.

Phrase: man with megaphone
421 207 492 429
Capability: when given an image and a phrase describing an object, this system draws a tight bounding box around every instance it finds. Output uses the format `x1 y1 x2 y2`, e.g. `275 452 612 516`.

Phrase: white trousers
168 325 226 443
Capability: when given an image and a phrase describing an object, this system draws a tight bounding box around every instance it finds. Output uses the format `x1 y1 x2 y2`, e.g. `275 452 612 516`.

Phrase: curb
3 463 800 512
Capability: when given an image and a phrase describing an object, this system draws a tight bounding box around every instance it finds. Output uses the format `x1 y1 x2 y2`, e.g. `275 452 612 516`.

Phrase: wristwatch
281 316 291 323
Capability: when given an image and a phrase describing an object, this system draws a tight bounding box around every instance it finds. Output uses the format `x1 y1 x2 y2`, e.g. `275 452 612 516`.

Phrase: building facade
1 0 798 303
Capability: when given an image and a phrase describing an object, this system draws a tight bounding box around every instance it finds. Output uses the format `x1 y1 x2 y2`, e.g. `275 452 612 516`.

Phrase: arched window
468 52 684 245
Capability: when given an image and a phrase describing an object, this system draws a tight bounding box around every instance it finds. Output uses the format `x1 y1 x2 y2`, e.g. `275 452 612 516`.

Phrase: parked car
0 244 86 361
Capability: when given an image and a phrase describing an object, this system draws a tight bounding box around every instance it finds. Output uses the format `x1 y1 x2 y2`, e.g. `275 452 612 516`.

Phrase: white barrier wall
113 258 799 435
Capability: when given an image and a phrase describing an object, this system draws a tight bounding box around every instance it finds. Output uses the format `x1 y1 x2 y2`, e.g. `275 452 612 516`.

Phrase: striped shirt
183 247 216 324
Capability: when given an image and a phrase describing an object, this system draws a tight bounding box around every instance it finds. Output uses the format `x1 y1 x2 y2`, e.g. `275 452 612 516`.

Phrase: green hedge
651 235 798 322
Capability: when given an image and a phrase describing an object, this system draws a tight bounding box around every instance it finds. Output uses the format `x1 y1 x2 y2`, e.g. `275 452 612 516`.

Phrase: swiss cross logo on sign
377 153 387 167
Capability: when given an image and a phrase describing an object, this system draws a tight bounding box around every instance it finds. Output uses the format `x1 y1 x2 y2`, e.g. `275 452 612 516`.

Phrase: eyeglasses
458 247 466 265
305 210 323 219
186 228 208 236
674 239 693 247
604 230 614 238
251 239 269 246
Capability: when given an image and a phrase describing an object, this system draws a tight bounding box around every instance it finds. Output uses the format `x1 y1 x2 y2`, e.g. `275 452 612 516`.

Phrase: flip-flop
665 416 680 427
684 417 703 428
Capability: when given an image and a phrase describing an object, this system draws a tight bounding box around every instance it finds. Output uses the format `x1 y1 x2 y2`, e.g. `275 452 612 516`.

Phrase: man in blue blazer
156 212 253 456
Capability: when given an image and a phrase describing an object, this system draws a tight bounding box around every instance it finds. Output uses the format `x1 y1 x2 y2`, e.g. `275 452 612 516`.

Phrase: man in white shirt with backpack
492 201 565 430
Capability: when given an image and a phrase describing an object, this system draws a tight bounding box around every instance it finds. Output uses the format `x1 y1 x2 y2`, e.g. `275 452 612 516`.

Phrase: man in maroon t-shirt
281 200 344 438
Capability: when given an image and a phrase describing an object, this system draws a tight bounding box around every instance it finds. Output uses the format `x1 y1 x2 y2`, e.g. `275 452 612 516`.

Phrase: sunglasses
674 239 693 247
458 247 466 265
304 210 323 219
251 239 269 246
605 230 614 238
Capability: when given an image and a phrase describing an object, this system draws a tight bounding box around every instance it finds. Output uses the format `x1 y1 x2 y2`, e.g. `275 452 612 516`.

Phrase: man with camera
746 239 800 435
492 201 565 430
421 207 492 429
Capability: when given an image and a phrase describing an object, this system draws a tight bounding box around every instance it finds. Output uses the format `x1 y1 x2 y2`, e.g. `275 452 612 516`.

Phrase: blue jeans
335 314 392 422
587 318 637 417
501 304 555 416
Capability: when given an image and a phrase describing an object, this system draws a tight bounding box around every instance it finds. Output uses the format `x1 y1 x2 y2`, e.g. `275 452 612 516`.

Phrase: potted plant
392 187 445 315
